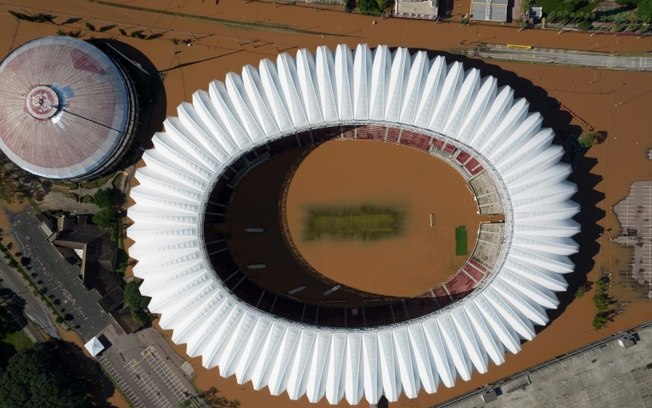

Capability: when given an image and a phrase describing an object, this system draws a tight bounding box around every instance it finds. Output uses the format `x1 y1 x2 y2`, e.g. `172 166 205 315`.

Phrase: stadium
127 44 580 405
0 36 138 180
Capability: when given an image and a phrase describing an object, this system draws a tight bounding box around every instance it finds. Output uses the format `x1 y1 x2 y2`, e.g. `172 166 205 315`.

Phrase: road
8 208 202 406
11 209 112 341
0 260 58 340
464 43 652 71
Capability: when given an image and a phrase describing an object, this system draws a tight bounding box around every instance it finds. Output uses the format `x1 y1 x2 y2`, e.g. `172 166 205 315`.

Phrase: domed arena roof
127 44 580 405
0 36 137 180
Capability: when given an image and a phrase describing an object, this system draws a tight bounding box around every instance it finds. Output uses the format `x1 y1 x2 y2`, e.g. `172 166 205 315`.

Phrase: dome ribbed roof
127 44 579 405
0 36 136 179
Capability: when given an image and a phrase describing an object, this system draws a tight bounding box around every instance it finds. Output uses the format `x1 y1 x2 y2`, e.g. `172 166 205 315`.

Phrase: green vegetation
541 0 652 32
92 188 125 241
455 226 468 256
0 341 86 408
303 205 404 241
574 283 586 297
125 279 151 327
0 306 17 339
92 187 121 209
592 314 609 329
0 159 51 203
2 330 32 353
578 131 598 148
116 248 129 278
355 0 393 15
538 0 599 15
0 303 30 359
638 0 652 18
591 277 611 329
79 172 115 190
190 386 241 408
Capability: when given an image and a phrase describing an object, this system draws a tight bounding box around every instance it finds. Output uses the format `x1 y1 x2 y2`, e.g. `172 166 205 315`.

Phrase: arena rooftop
127 44 579 405
0 36 138 180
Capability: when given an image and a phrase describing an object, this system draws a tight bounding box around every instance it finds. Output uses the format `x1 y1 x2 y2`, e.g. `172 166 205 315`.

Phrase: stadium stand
198 124 509 328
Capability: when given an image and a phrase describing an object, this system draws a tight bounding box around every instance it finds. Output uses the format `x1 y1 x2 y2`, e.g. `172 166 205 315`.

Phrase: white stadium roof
127 44 579 405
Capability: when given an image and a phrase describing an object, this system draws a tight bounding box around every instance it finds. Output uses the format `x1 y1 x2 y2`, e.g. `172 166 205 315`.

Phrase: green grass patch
455 225 468 256
304 205 404 242
2 329 33 352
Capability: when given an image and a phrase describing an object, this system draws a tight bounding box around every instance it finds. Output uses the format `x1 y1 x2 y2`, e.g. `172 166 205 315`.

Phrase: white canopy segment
128 44 579 405
84 336 106 357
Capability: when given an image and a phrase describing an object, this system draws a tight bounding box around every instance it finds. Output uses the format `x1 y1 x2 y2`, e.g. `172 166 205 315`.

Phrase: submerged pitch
284 139 480 297
303 205 405 241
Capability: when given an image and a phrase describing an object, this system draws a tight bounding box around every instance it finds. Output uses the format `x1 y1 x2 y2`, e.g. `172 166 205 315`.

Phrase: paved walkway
464 43 652 71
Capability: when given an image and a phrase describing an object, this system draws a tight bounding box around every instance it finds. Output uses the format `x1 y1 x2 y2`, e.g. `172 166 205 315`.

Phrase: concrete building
471 0 508 22
395 0 439 19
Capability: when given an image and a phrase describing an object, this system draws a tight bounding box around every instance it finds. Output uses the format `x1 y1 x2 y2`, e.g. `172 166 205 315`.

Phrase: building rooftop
471 0 508 22
0 36 137 179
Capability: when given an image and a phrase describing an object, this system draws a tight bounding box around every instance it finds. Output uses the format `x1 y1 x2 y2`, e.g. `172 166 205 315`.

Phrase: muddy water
285 139 479 297
2 1 652 407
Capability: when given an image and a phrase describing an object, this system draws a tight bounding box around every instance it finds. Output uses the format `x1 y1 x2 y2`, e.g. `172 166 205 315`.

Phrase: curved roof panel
127 44 579 405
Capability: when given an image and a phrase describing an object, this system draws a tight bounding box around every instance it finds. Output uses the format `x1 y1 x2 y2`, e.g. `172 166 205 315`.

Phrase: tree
200 386 241 408
637 0 652 19
92 208 117 228
0 307 18 339
578 131 597 148
592 314 608 329
358 0 382 14
125 280 151 327
0 342 86 408
376 0 393 11
93 188 123 209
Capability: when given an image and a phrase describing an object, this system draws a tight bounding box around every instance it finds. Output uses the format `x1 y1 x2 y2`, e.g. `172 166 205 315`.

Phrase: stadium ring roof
127 44 580 405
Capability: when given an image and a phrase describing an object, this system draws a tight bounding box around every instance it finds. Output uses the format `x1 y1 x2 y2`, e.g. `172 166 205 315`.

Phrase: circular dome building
0 36 138 180
127 45 579 405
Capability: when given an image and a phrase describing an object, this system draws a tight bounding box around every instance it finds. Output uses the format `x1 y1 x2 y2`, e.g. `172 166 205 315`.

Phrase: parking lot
11 209 112 340
99 323 200 407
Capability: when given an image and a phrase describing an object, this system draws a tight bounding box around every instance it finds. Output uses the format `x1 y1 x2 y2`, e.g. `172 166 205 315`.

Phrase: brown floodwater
2 1 652 407
285 139 479 297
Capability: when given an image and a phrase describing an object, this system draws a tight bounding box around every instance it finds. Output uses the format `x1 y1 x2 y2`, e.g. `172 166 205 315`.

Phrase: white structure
84 336 106 357
127 44 579 405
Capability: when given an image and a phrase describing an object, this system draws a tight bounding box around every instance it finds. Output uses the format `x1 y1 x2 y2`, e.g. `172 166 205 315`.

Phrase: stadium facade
127 44 579 405
0 36 138 180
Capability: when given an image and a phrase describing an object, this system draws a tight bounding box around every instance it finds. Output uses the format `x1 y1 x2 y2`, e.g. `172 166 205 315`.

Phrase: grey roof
471 0 508 22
